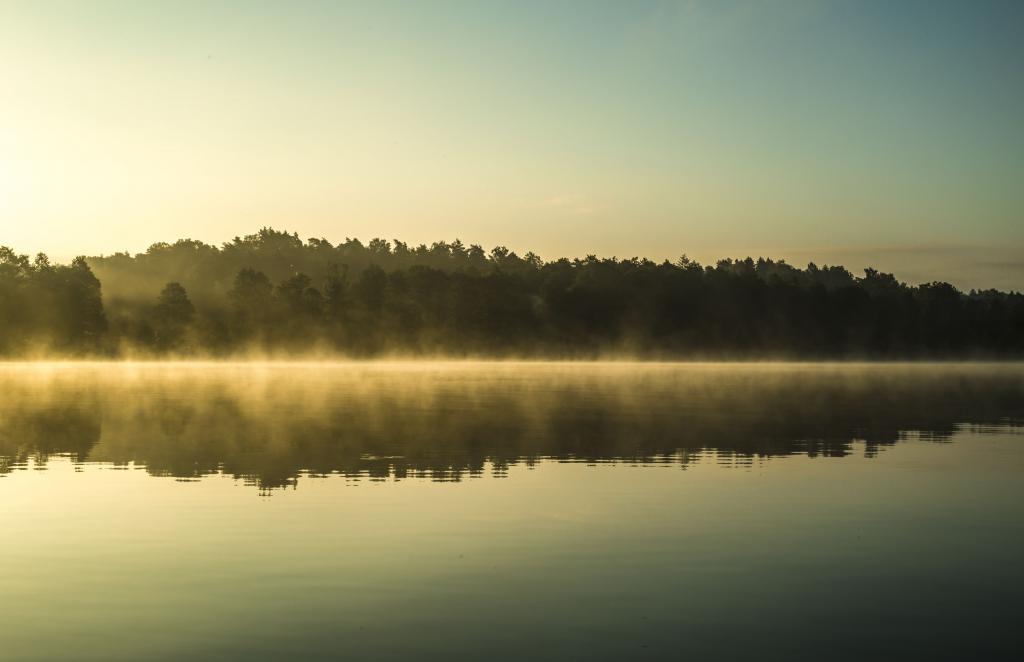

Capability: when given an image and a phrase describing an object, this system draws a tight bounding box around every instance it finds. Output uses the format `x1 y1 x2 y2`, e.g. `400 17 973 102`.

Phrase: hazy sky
1 1 1021 289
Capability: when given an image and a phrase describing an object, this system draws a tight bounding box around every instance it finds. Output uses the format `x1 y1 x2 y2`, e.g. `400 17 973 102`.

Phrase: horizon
4 226 1020 294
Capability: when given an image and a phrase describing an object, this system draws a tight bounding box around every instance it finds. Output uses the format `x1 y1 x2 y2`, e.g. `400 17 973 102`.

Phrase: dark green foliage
227 267 273 343
0 249 106 354
152 282 195 350
1 227 1022 357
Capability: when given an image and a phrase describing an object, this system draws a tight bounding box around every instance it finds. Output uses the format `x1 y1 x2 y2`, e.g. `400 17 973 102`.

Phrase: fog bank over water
2 362 1020 491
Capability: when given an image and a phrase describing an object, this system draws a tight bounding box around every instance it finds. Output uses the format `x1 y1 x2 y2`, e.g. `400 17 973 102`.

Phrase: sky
0 0 1021 290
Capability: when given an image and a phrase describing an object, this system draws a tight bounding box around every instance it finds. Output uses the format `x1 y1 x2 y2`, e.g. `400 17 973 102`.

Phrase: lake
1 362 1021 661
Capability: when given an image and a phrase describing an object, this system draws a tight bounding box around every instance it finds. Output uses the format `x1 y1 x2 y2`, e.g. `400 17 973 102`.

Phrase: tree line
1 227 1021 357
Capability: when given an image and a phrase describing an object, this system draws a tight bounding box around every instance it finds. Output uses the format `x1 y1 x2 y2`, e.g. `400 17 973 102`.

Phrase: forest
0 227 1021 357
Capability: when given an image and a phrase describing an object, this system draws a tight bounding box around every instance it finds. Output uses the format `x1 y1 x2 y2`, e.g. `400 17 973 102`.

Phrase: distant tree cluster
1 227 1022 357
0 248 107 353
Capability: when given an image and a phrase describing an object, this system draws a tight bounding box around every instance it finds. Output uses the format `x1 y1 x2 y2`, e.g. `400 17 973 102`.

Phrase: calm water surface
1 362 1022 661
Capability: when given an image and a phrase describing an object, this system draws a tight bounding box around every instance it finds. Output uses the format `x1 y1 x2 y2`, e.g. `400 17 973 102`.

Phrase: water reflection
0 362 1021 490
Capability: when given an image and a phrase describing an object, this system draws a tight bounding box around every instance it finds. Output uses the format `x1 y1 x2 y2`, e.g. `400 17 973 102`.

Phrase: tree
58 257 107 351
152 282 195 350
228 268 273 340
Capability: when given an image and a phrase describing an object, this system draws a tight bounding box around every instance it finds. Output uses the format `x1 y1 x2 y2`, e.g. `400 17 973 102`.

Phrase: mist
2 361 1021 491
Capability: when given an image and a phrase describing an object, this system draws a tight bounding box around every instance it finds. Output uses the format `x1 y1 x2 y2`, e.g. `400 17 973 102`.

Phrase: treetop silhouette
0 227 1021 357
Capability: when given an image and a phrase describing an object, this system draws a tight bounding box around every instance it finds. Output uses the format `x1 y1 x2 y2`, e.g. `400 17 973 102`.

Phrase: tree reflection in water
1 363 1020 491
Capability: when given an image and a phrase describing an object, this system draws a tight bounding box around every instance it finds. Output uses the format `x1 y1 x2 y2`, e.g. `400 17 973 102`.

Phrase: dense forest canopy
0 227 1021 357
